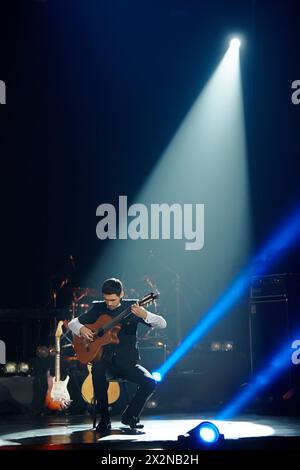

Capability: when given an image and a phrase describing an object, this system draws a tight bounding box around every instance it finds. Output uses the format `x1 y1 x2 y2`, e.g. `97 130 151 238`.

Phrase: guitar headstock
55 321 64 338
139 292 159 308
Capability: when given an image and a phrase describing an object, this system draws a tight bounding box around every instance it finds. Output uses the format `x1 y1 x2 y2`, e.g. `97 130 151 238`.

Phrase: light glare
198 422 220 443
152 371 162 382
230 38 241 49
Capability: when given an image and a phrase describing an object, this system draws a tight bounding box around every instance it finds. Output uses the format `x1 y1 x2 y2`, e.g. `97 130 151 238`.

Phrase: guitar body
45 371 71 410
81 364 120 405
73 314 121 364
72 293 158 364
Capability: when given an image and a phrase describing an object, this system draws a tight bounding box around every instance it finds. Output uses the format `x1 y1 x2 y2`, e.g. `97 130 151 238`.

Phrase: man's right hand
79 326 95 341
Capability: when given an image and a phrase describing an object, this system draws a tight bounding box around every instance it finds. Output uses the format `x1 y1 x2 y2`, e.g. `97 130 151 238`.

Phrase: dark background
0 0 300 369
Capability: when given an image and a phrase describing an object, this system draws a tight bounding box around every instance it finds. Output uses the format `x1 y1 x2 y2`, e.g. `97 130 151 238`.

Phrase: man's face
103 292 123 310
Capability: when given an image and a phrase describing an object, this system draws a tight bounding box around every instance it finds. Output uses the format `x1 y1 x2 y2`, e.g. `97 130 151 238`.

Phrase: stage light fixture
4 362 17 375
198 421 221 444
17 361 30 375
210 341 222 352
178 421 224 449
222 341 234 351
230 38 241 48
152 371 162 382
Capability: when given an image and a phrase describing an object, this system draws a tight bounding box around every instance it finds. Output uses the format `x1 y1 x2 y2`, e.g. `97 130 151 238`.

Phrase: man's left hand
131 304 147 320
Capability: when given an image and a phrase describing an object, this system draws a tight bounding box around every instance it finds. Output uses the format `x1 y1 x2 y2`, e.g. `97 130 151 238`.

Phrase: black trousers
92 357 156 420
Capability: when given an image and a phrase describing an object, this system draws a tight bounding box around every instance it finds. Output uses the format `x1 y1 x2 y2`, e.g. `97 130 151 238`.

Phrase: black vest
80 299 150 363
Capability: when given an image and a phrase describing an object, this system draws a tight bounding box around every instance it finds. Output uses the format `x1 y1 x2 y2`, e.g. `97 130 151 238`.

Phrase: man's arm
68 305 99 340
131 305 167 329
144 311 167 329
68 317 95 340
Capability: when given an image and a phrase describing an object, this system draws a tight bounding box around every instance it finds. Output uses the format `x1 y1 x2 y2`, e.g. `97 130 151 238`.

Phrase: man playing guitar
68 278 167 433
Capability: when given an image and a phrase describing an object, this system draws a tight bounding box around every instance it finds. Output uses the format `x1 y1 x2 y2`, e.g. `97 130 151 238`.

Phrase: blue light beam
156 201 300 380
217 327 300 420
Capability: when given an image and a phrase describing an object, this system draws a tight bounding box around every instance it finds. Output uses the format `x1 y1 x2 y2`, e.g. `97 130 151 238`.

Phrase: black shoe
95 420 111 433
121 415 144 429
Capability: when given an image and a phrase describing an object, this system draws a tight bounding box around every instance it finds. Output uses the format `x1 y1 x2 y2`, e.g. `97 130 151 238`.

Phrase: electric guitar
73 292 159 364
45 321 71 410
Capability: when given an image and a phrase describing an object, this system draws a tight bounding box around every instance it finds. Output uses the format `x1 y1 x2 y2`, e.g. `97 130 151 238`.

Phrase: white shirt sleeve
68 317 84 337
144 311 167 329
68 311 167 333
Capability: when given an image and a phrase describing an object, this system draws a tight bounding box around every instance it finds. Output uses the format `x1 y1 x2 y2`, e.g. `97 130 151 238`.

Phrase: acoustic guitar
45 321 71 410
73 292 158 364
81 363 120 405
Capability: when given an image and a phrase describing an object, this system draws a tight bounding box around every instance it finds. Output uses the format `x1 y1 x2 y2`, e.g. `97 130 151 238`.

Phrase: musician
68 278 167 432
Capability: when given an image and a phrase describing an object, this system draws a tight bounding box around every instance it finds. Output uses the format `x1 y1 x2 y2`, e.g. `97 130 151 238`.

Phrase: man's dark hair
102 278 123 296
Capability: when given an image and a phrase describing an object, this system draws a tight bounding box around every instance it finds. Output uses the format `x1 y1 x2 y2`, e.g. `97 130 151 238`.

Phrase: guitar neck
97 292 157 336
55 337 61 382
101 305 131 334
101 299 145 334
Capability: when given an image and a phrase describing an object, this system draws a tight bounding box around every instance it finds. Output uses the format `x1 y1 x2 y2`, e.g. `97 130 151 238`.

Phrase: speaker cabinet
249 297 300 399
0 377 34 414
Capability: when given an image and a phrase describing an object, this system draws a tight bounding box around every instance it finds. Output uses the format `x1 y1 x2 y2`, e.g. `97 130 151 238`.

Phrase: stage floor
1 412 300 450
